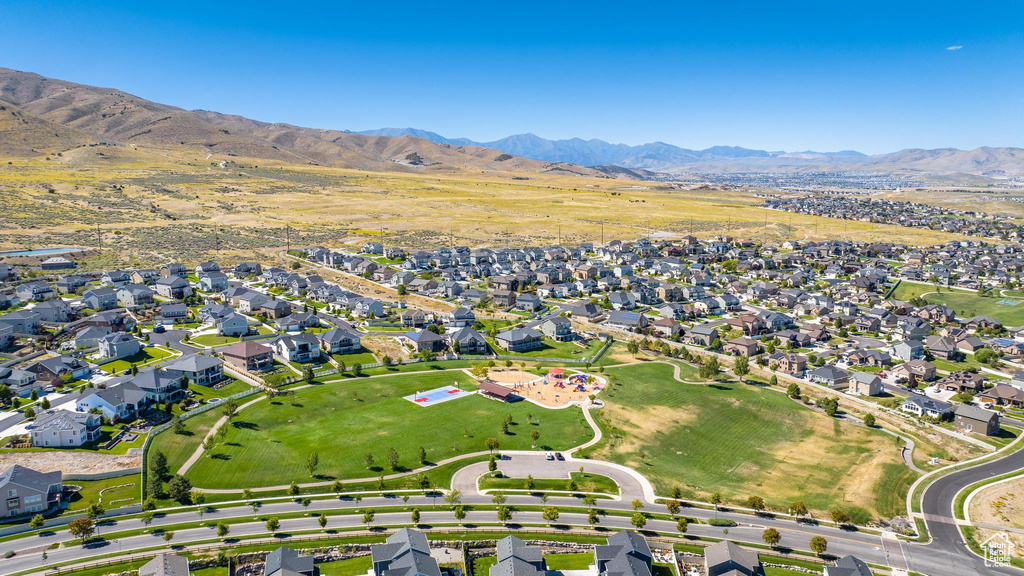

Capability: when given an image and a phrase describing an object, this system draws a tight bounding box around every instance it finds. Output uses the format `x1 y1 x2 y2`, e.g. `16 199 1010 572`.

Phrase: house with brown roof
221 341 273 372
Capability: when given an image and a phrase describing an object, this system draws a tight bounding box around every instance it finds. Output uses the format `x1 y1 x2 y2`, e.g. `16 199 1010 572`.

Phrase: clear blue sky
2 1 1022 153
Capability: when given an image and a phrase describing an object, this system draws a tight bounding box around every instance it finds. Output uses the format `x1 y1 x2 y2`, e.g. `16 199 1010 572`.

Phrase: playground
403 384 473 406
487 368 603 407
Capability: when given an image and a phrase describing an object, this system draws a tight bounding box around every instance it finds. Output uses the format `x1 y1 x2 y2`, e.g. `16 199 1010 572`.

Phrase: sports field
184 370 593 488
585 363 910 520
893 282 1024 326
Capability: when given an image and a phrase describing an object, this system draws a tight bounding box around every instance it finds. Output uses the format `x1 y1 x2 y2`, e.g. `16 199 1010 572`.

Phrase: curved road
908 447 1024 575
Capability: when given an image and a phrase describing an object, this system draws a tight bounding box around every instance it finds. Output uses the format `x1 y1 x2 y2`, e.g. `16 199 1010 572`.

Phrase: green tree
542 506 560 525
632 499 644 511
388 447 401 470
150 449 169 481
364 453 375 469
419 446 427 465
288 481 300 497
665 500 681 517
318 514 328 530
710 492 722 517
140 511 154 529
172 415 185 434
863 413 876 427
68 518 95 542
217 522 230 538
734 355 749 377
830 508 851 526
486 438 500 453
363 510 375 526
266 517 280 534
411 508 421 525
746 495 766 512
819 396 839 417
791 500 808 517
762 527 781 548
163 531 175 543
525 475 536 491
306 451 320 477
492 492 507 505
627 340 640 356
30 514 45 529
454 505 467 525
497 505 513 524
167 475 192 503
631 512 647 530
303 365 315 384
786 382 800 397
676 517 688 533
810 536 828 556
191 491 207 521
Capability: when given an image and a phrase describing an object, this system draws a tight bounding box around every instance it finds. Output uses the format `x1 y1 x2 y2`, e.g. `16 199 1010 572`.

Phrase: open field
0 148 967 268
181 371 593 488
969 474 1024 530
893 282 1024 326
583 363 911 520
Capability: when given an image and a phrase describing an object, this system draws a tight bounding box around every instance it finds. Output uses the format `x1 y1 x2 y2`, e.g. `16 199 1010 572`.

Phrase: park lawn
149 408 224 475
893 283 1024 326
487 337 605 360
479 471 619 495
185 371 593 489
585 363 911 519
190 333 241 347
97 345 175 373
544 553 594 570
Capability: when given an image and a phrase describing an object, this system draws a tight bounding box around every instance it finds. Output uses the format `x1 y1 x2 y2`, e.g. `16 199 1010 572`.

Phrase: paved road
907 446 1024 576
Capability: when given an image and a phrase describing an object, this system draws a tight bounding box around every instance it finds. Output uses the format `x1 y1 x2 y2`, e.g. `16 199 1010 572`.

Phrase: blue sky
2 1 1022 153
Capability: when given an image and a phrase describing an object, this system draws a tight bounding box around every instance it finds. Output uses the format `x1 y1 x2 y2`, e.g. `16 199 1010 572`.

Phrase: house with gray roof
74 382 150 421
808 365 850 389
98 332 141 360
900 395 952 419
404 329 447 353
265 546 317 576
491 536 546 576
139 554 190 576
823 555 871 576
495 328 543 353
318 325 362 354
0 310 41 334
30 409 101 448
685 323 719 347
163 354 224 386
447 327 489 355
594 530 652 576
0 464 63 518
82 287 117 311
371 528 441 576
954 404 1000 436
33 299 73 323
704 540 762 576
272 333 321 363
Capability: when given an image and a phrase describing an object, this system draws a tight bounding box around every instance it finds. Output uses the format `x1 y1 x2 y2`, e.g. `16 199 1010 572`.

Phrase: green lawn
184 371 593 488
64 474 141 512
584 363 911 519
479 471 619 495
318 556 373 576
97 345 175 373
190 333 242 347
893 283 1024 326
544 553 594 570
188 379 255 402
149 407 224 475
487 337 605 360
332 350 378 366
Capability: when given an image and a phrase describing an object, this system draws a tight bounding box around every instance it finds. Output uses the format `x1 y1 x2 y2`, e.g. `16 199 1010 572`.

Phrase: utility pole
286 226 291 252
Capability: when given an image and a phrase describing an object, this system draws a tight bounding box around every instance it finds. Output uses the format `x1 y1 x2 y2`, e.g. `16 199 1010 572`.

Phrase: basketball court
403 384 472 406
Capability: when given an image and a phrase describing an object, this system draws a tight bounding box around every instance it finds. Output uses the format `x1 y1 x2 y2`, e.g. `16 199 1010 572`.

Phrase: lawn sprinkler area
403 384 473 406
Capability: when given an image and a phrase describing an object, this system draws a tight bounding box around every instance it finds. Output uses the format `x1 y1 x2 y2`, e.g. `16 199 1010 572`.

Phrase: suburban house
163 354 225 386
808 365 850 389
891 339 925 362
154 276 193 299
0 465 63 518
129 369 187 404
73 326 111 349
954 405 1000 436
849 372 883 396
0 324 12 351
30 409 102 448
491 536 546 576
495 328 544 353
15 281 56 302
404 329 447 353
538 317 573 341
448 327 489 355
686 324 720 347
400 310 426 328
0 310 42 334
216 313 250 337
199 271 229 292
117 284 154 308
262 299 293 319
936 371 985 394
900 395 952 419
158 303 188 323
568 302 603 321
823 556 872 576
0 367 38 397
140 554 191 576
446 307 476 328
769 352 807 376
82 287 117 311
371 528 441 576
237 291 269 313
891 359 937 383
28 355 91 384
652 317 681 338
33 299 73 323
318 325 363 354
492 290 516 308
159 263 188 279
978 385 1024 408
272 333 321 363
222 341 274 372
515 293 543 312
75 384 150 421
925 335 959 361
265 546 317 576
705 541 762 576
725 336 760 357
98 332 141 360
595 530 653 576
606 310 647 331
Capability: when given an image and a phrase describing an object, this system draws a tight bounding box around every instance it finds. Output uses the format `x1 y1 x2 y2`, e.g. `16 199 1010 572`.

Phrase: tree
501 421 510 435
388 447 401 470
583 494 597 508
830 508 851 526
23 407 35 419
627 340 640 356
710 492 722 517
223 398 239 420
85 501 105 521
454 505 467 525
488 455 498 472
40 397 50 410
68 518 94 542
217 522 230 539
419 446 427 465
746 495 766 512
191 491 207 521
445 489 463 507
266 517 280 534
306 451 320 477
362 510 375 526
671 486 683 499
497 505 513 524
288 482 300 497
243 488 254 501
631 512 647 530
364 453 375 469
410 507 422 525
676 517 688 533
486 438 500 453
531 429 540 444
140 511 154 529
568 479 578 492
30 514 45 529
418 473 431 491
786 382 800 397
301 498 312 512
525 475 536 491
172 415 185 434
762 527 781 548
666 500 681 517
167 475 192 503
699 357 720 381
632 499 644 511
542 506 559 525
734 355 749 377
492 492 507 505
819 396 839 417
287 390 297 405
318 514 328 530
163 530 175 543
150 450 169 481
863 413 876 427
809 536 828 556
303 365 315 384
791 500 808 518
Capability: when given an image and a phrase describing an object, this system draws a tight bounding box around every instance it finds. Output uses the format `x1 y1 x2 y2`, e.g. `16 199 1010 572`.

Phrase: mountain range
0 66 1021 179
356 129 1024 177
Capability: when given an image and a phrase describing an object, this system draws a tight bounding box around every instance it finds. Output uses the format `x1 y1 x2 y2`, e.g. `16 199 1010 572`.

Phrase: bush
708 518 737 527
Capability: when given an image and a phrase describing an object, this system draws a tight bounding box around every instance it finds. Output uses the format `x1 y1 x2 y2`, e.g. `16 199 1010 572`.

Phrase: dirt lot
971 475 1024 529
0 451 141 474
